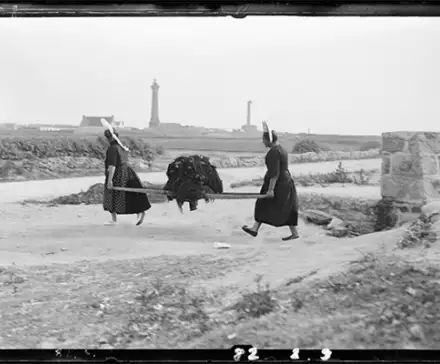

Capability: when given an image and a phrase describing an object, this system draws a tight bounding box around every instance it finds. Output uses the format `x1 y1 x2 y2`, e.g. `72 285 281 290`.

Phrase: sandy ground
0 199 397 286
0 157 390 348
0 157 382 281
0 157 382 273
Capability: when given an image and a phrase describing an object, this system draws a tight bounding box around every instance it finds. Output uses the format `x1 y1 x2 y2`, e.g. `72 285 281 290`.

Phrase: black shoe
242 225 258 237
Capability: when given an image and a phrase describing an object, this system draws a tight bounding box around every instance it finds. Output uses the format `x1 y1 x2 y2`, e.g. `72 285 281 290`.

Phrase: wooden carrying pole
112 186 268 200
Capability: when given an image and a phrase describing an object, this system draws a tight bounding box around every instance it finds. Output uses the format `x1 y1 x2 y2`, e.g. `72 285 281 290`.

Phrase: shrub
155 145 165 156
397 217 435 249
230 275 277 319
292 139 324 154
0 135 160 163
360 141 381 152
289 149 380 164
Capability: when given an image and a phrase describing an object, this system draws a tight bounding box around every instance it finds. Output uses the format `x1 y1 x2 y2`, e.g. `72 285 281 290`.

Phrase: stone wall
381 131 440 205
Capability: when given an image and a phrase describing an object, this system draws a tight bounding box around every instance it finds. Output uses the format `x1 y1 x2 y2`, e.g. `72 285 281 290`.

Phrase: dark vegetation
292 138 381 154
292 139 329 154
0 135 163 161
0 129 381 154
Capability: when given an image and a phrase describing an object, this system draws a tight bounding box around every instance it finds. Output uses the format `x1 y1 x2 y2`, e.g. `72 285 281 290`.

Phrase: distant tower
241 100 257 133
149 79 160 128
247 100 252 126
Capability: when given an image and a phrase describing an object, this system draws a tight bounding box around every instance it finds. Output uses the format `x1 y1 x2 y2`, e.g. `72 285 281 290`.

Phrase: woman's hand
259 190 274 199
265 190 275 198
107 180 113 190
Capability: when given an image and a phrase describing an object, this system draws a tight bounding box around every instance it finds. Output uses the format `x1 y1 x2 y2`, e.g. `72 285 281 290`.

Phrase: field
1 131 439 350
0 128 381 153
0 130 380 182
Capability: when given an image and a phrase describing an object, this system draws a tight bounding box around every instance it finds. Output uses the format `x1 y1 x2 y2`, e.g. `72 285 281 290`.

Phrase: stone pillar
381 131 440 205
149 79 160 128
377 131 440 229
247 101 252 126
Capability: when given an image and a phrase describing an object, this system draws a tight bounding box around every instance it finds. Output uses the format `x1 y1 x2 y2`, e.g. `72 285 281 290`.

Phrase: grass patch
104 278 211 347
192 251 440 349
230 163 378 189
0 253 259 348
2 241 439 349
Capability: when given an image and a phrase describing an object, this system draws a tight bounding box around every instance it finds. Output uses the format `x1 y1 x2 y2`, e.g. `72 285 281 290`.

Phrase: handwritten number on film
290 348 300 360
321 348 332 361
234 347 259 361
290 348 332 361
234 348 245 361
234 347 331 361
248 347 259 361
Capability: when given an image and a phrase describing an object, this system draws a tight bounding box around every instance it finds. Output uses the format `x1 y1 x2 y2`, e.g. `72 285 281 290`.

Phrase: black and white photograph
0 14 439 349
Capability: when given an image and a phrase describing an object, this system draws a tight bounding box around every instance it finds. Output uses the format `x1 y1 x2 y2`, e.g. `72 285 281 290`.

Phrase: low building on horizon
0 122 19 131
241 124 259 133
75 115 126 135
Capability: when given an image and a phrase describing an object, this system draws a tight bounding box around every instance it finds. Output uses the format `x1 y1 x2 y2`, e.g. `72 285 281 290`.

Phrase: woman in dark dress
103 129 151 226
242 122 299 241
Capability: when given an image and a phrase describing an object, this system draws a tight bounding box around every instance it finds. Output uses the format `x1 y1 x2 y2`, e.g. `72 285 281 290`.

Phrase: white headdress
101 118 129 151
262 121 273 143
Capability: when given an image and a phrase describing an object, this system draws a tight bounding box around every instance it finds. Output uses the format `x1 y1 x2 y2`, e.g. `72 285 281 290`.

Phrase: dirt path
0 198 396 289
0 156 382 282
0 159 380 203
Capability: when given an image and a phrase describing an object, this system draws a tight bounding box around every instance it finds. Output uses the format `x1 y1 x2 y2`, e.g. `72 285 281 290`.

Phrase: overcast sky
0 17 439 135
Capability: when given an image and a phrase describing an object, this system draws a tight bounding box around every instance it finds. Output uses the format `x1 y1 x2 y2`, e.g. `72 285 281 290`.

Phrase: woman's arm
264 149 280 196
267 175 278 194
106 146 118 188
107 165 116 182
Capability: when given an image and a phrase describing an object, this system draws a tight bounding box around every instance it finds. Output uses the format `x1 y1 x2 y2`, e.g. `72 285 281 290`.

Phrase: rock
326 217 346 230
299 193 380 235
409 324 425 341
421 201 440 220
213 242 231 249
328 226 349 238
405 287 417 296
302 209 334 226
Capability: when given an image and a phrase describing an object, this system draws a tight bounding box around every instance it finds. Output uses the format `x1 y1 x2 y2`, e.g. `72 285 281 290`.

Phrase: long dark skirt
103 165 151 215
254 176 299 227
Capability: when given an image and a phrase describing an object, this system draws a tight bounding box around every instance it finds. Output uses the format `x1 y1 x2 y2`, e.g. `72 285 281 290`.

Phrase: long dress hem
254 144 299 227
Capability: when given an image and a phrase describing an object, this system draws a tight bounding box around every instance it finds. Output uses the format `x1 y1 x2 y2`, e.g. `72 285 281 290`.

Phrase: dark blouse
105 141 128 171
265 144 290 181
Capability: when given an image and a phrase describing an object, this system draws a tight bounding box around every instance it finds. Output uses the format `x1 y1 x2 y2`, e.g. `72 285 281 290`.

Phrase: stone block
416 132 440 154
382 132 408 153
391 152 419 177
382 153 391 175
381 175 403 199
422 179 440 200
422 154 438 175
